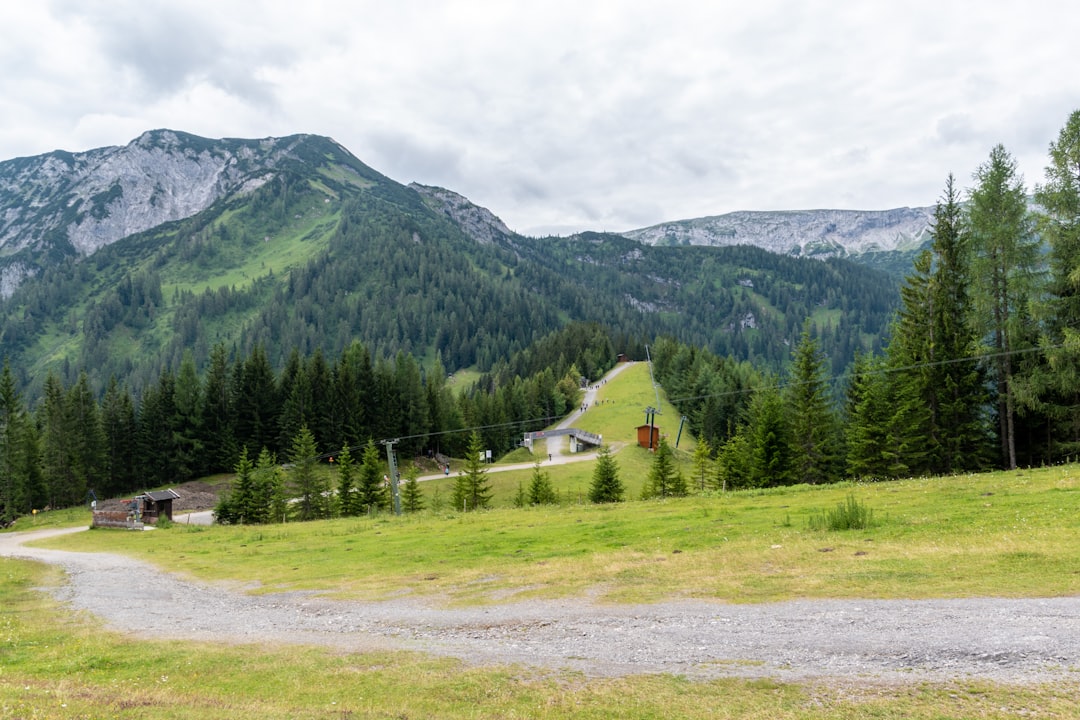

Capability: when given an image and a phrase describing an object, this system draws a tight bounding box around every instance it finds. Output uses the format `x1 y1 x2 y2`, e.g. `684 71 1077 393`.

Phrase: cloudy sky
2 1 1078 235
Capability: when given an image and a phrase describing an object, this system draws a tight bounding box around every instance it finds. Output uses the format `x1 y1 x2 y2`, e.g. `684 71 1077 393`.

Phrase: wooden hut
636 424 660 450
139 489 180 523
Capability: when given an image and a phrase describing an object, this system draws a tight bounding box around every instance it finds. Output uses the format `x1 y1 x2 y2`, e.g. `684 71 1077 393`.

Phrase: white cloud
2 1 1079 234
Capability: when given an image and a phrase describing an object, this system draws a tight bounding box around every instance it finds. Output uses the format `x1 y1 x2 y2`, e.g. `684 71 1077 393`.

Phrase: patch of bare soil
95 479 225 513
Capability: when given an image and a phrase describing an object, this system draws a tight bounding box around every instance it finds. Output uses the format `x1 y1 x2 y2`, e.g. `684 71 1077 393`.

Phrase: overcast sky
2 1 1077 236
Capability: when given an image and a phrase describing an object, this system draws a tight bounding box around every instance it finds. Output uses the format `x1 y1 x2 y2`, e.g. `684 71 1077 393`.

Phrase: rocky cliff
621 206 934 259
0 130 324 296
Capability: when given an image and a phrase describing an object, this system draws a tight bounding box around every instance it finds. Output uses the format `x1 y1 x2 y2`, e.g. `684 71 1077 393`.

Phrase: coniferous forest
2 110 1080 524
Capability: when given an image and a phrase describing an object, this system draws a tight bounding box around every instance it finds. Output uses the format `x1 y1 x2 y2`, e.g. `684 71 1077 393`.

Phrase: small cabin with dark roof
139 489 180 523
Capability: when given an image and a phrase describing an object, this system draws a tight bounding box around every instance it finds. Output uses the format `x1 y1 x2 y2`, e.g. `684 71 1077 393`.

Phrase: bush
808 493 874 531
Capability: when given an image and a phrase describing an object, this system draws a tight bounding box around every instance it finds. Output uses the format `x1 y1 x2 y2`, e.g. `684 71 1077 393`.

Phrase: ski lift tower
643 345 662 450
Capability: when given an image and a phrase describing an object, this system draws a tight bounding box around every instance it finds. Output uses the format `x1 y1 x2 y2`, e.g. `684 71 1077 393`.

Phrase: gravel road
3 527 1079 685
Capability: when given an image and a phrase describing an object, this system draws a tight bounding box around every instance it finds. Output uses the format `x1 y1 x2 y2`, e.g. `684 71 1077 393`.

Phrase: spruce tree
588 446 624 503
452 431 491 511
200 343 237 474
101 376 137 496
642 436 679 499
884 253 937 476
335 445 360 517
356 439 388 513
786 326 840 484
400 463 425 513
714 427 753 490
0 361 31 521
927 175 989 472
526 458 558 505
256 448 288 523
967 144 1041 469
1031 110 1080 459
748 382 794 487
691 438 712 492
289 426 329 520
844 353 895 479
215 447 255 524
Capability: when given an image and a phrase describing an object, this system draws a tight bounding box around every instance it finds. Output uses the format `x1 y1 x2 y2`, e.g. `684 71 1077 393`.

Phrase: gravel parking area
3 527 1079 684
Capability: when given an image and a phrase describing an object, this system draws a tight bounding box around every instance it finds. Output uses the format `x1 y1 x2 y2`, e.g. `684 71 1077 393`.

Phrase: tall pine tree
967 144 1041 469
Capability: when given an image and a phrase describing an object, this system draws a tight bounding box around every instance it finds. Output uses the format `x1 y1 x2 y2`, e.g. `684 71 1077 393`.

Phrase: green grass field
6 466 1080 718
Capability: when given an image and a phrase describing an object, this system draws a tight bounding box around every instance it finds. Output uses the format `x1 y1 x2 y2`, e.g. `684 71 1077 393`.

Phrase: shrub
808 493 874 531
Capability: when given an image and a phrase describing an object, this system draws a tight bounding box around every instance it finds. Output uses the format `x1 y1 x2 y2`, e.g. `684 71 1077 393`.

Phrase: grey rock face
621 207 934 258
410 183 513 245
0 130 306 297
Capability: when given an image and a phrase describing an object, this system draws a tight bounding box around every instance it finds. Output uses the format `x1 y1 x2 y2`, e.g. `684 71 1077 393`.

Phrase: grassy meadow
5 362 1080 717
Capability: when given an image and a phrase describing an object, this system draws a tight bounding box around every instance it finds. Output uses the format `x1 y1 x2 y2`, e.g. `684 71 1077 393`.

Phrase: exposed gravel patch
3 527 1080 684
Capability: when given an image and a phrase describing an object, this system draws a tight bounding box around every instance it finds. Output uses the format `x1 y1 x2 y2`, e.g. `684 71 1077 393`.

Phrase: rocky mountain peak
0 131 324 297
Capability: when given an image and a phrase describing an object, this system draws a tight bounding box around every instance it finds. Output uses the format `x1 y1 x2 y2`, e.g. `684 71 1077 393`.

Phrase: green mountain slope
0 133 898 398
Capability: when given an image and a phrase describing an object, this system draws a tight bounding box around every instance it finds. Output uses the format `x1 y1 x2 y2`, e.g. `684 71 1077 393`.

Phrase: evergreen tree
394 351 430 456
526 457 558 505
786 326 840 484
233 345 279 458
289 425 329 520
39 373 80 508
967 144 1041 469
714 425 753 490
883 253 937 476
844 352 895 479
66 372 105 503
927 175 990 473
173 351 204 479
642 435 681 498
255 447 287 524
0 361 32 521
452 431 491 511
200 343 237 473
1030 110 1080 459
215 447 255 525
101 376 137 496
691 438 712 492
356 439 388 513
335 445 360 517
587 446 624 503
400 463 424 513
747 382 795 486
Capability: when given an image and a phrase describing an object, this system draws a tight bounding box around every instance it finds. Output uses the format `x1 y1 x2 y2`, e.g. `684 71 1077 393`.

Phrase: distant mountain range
0 130 900 396
0 131 933 299
622 206 933 258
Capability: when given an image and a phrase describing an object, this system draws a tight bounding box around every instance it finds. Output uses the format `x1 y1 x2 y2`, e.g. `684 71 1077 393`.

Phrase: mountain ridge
0 130 900 399
0 130 376 297
1 130 932 300
620 206 934 258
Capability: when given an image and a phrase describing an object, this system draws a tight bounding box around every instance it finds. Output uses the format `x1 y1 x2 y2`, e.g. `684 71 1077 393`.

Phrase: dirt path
3 526 1080 684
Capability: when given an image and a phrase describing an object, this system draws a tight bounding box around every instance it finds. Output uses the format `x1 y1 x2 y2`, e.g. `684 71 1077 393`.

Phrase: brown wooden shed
636 424 660 450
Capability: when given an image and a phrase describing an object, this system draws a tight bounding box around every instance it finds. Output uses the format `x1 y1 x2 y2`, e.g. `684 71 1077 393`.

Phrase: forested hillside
14 108 1079 527
0 133 897 402
658 111 1080 480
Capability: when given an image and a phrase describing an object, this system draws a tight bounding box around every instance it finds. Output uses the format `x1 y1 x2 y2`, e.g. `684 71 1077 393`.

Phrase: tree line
0 322 616 523
660 110 1080 485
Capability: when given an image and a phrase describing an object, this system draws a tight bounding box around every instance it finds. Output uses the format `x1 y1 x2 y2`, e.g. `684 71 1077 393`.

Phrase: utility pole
381 439 402 516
